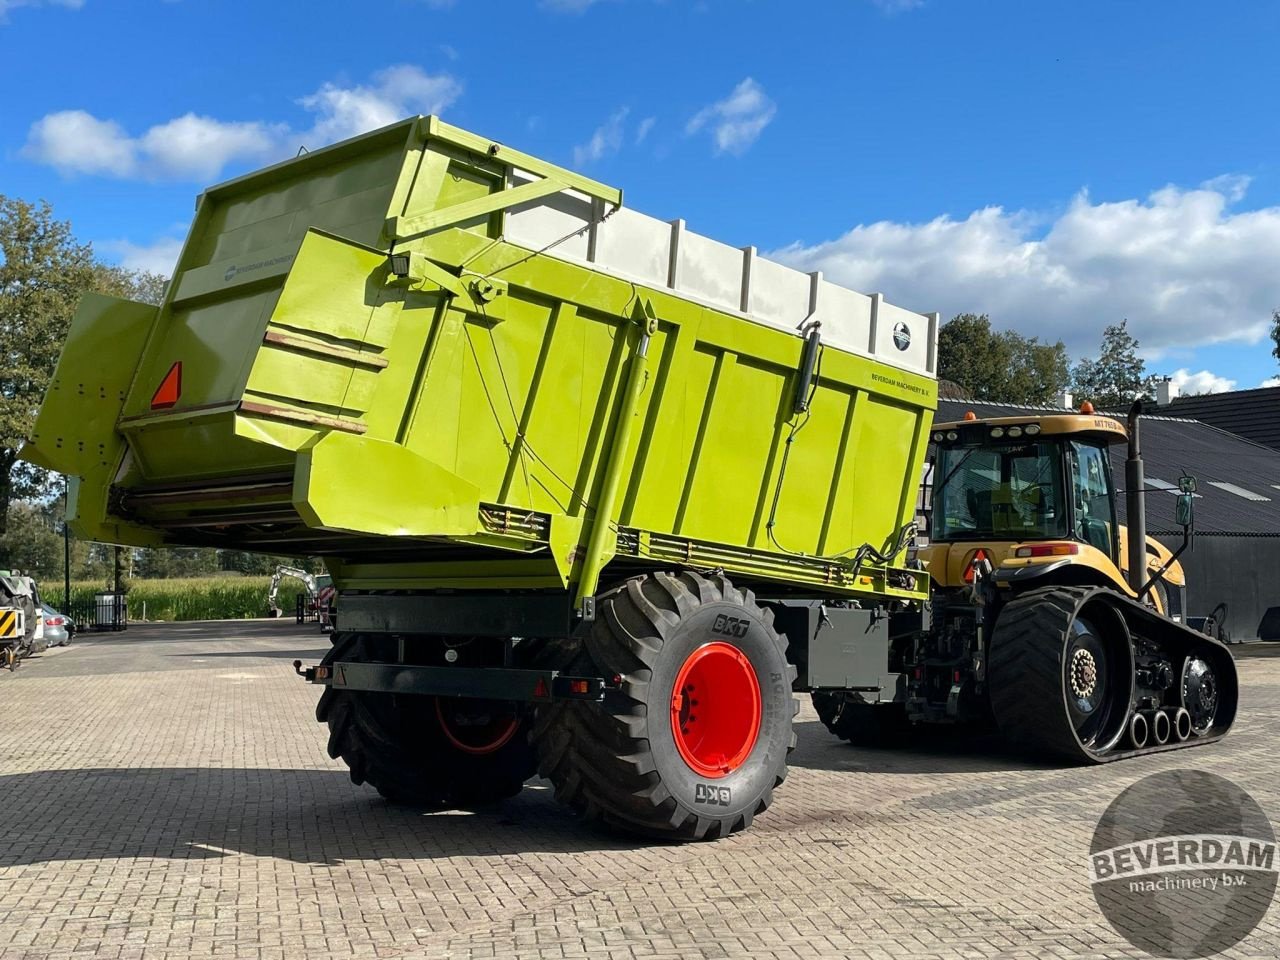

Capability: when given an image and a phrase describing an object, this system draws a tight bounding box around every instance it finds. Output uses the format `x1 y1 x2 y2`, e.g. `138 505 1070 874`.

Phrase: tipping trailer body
26 116 937 609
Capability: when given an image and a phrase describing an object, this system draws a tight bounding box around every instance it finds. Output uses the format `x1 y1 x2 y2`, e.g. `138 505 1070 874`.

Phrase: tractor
813 402 1238 761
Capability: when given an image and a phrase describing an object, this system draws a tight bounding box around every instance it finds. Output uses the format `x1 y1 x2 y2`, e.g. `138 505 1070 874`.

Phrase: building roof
1162 386 1280 452
934 399 1280 537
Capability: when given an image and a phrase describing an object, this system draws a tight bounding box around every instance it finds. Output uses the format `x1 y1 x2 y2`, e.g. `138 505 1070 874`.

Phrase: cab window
1069 441 1116 558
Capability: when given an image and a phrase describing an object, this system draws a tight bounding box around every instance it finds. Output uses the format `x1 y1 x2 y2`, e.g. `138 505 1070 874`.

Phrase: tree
1 500 62 580
1071 319 1157 409
1271 308 1279 367
133 546 220 579
0 195 167 560
937 313 1071 404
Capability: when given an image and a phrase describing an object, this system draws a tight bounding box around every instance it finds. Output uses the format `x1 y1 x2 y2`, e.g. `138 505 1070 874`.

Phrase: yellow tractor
812 402 1238 761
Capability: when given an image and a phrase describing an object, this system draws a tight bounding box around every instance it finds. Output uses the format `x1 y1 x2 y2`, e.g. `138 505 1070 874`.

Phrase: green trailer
26 116 938 838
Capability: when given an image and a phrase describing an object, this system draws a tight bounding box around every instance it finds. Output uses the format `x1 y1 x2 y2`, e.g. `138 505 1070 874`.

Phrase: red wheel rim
434 698 521 756
670 641 762 778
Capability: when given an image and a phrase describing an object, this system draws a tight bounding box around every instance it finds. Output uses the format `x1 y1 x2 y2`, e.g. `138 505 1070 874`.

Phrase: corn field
43 576 277 621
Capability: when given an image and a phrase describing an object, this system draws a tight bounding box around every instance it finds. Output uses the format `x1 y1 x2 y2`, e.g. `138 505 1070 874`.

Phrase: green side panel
23 116 935 601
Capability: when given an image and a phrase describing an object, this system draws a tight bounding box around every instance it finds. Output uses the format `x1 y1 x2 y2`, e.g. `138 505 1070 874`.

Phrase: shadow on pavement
789 719 1052 775
0 767 643 867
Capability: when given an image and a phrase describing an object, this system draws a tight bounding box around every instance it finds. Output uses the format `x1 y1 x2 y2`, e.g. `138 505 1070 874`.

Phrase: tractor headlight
990 427 1005 439
1006 426 1023 438
945 431 958 442
932 431 944 442
1025 424 1041 436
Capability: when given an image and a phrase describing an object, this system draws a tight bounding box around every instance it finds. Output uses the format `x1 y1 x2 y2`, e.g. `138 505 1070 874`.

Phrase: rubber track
988 585 1238 763
531 571 798 841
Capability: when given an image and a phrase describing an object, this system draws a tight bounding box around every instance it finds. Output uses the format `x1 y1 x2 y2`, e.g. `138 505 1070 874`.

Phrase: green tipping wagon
26 116 938 838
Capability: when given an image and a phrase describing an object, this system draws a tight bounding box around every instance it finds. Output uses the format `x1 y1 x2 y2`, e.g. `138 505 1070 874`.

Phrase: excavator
812 401 1238 761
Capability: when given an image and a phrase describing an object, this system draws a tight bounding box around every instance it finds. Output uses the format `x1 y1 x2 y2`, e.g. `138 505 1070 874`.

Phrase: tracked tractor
813 402 1238 761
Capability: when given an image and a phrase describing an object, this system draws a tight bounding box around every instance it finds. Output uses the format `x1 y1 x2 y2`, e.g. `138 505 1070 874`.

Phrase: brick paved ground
0 621 1276 960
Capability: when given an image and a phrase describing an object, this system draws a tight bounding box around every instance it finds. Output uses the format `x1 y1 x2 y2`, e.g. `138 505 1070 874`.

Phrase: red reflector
533 677 550 699
964 548 989 584
570 679 589 695
913 667 923 681
151 362 182 409
953 670 962 684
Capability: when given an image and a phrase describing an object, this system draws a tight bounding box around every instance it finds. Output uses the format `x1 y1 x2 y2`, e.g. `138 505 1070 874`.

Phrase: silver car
40 604 72 647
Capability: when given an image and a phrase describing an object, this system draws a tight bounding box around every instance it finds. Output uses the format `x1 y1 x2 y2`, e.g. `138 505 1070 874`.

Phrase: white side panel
594 208 670 289
750 257 813 330
679 231 745 314
813 281 875 359
504 171 593 261
874 300 932 376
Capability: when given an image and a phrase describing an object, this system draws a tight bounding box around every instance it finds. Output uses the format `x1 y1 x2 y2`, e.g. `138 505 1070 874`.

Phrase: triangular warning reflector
151 362 182 409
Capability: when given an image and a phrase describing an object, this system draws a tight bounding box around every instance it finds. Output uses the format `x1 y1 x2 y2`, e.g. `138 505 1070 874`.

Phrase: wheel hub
434 697 521 756
1182 658 1219 733
1070 648 1098 699
670 641 762 778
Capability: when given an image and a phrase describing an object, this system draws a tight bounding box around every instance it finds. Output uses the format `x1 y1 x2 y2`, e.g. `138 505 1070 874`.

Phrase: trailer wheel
811 692 912 747
532 572 797 840
316 633 536 806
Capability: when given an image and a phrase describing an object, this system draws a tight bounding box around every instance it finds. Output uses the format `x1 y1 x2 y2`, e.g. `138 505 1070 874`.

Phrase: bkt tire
533 572 797 840
317 633 536 806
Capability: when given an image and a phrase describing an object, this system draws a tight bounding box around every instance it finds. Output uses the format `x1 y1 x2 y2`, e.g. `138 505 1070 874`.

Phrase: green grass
45 576 278 621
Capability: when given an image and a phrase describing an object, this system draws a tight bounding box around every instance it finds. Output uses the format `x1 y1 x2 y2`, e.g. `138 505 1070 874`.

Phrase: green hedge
44 576 276 621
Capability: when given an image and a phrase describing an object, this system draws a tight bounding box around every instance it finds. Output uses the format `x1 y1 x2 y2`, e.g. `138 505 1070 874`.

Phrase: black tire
988 587 1133 762
316 633 536 806
811 692 913 747
532 571 797 840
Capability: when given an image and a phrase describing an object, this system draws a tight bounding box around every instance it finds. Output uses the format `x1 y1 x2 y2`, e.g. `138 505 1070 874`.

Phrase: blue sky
4 0 1280 392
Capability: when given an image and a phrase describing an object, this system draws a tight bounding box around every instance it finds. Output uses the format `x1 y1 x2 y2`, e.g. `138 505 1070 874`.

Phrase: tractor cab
928 413 1129 567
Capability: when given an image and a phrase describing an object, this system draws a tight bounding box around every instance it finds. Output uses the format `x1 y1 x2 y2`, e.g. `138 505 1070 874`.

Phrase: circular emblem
224 265 238 282
892 321 911 351
1090 769 1276 957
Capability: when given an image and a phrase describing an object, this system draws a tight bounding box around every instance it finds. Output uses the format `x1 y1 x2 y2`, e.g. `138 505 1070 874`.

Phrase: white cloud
23 65 461 181
297 65 461 146
573 107 629 166
140 115 283 181
771 177 1280 359
0 0 82 23
686 78 776 155
100 236 185 275
24 110 138 176
1262 377 1280 388
540 0 607 10
1168 368 1236 396
635 116 656 145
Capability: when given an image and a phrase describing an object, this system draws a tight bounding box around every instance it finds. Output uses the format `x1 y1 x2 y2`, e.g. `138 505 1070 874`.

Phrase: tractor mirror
1176 492 1194 528
1179 474 1198 494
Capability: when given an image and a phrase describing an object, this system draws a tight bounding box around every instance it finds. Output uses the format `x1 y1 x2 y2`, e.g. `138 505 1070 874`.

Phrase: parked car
41 604 72 647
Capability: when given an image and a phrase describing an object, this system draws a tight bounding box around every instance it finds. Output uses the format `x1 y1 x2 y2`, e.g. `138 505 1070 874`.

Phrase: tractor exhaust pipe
1173 707 1193 741
1126 400 1147 595
1128 710 1149 749
1150 709 1172 745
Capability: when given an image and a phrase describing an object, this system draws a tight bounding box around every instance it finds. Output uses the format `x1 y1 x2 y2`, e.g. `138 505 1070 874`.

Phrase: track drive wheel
316 633 536 806
988 587 1132 762
1181 651 1227 737
532 572 797 840
811 692 912 747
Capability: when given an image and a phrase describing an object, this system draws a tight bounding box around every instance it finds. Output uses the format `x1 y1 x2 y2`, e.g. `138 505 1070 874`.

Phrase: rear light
569 679 590 695
953 669 962 684
46 616 64 626
1014 543 1079 558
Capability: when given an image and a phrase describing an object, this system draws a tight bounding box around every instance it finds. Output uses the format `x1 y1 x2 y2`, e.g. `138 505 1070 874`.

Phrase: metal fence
66 594 128 632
